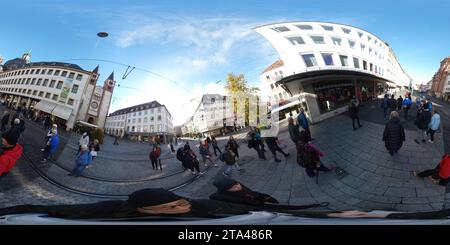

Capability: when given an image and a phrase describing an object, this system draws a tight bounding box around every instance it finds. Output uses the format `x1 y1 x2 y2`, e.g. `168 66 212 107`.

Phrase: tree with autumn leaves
224 73 261 127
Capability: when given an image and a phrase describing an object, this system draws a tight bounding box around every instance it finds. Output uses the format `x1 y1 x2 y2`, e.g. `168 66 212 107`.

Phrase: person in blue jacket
69 144 92 177
297 108 311 141
40 129 59 163
402 96 412 120
427 110 440 143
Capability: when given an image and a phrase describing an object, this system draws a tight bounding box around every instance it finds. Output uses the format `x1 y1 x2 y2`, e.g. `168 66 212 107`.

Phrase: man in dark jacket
382 111 405 155
416 108 432 143
397 96 403 111
210 177 279 206
1 111 10 132
265 136 289 163
288 117 300 145
222 145 240 176
389 95 397 114
297 108 311 141
8 118 22 141
348 99 362 130
247 132 266 160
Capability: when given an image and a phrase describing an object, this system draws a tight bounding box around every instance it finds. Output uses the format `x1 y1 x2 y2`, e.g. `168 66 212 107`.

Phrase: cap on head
128 188 184 207
14 118 20 124
213 176 239 192
52 124 58 128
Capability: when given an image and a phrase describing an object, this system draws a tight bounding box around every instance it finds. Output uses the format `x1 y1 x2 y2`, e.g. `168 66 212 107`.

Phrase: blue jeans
72 164 86 176
224 163 241 176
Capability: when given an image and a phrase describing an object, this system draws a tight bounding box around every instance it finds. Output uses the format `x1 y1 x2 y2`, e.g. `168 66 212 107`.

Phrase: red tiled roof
261 60 284 74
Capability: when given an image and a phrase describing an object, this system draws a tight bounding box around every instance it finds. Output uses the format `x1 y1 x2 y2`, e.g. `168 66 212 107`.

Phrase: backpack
297 143 319 169
176 148 183 161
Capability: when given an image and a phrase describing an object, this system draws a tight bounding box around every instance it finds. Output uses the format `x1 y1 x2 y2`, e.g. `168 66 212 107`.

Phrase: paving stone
401 197 429 204
379 176 404 187
384 187 417 198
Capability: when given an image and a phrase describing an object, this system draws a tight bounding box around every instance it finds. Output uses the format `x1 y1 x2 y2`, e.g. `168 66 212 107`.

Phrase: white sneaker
40 149 44 152
191 171 196 175
204 164 208 167
428 140 434 143
214 164 218 167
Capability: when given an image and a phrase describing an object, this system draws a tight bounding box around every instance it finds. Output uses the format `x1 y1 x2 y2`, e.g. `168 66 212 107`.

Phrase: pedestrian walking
210 177 279 206
348 98 362 130
265 137 289 162
68 144 92 177
40 129 59 163
288 117 300 145
89 139 100 160
41 124 58 152
227 136 240 160
255 127 266 152
247 132 266 160
1 111 10 132
199 140 216 167
211 136 222 156
426 110 440 143
297 108 311 141
221 145 240 177
149 144 162 170
206 136 211 151
183 146 202 175
296 130 332 178
176 146 187 170
78 132 90 154
389 94 397 114
113 135 119 145
0 131 23 180
415 108 431 143
413 153 450 186
382 111 406 155
8 118 22 141
402 96 412 120
381 94 389 119
397 96 403 111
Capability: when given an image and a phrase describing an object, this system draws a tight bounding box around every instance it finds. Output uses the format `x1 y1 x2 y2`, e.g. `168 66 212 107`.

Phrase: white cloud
112 15 267 72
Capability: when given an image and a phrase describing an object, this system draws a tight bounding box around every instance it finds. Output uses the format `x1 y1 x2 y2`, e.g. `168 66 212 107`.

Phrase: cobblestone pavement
181 101 449 212
1 101 450 213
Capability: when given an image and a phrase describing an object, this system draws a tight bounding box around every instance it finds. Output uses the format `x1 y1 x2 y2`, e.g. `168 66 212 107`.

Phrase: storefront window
313 81 354 113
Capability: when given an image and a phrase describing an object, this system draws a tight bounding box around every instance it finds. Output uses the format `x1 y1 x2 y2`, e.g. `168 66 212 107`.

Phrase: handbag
91 151 98 157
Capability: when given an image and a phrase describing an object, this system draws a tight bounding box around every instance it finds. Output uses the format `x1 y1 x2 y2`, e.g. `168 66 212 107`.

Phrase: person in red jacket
413 153 450 186
0 131 23 180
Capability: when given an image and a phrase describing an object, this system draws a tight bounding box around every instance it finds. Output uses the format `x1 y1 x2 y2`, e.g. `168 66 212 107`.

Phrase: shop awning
52 105 72 120
33 100 57 114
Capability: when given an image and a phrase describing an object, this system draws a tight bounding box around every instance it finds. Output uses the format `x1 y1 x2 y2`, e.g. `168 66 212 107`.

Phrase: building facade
180 94 236 138
0 52 115 130
254 21 412 123
430 57 450 100
104 101 174 143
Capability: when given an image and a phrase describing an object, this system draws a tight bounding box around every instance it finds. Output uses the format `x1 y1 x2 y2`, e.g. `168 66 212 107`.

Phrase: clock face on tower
91 101 99 109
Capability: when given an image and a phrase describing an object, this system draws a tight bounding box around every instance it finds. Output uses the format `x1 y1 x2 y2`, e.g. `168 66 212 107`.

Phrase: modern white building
0 52 115 130
179 94 238 137
254 21 412 123
104 100 174 143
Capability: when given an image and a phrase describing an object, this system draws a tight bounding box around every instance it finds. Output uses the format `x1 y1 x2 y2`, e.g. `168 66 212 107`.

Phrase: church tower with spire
97 72 116 128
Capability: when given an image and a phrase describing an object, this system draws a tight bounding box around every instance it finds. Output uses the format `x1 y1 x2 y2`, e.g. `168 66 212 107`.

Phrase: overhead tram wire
58 58 192 92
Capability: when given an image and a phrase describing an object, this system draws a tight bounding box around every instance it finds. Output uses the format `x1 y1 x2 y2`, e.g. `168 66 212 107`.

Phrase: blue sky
1 0 449 125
